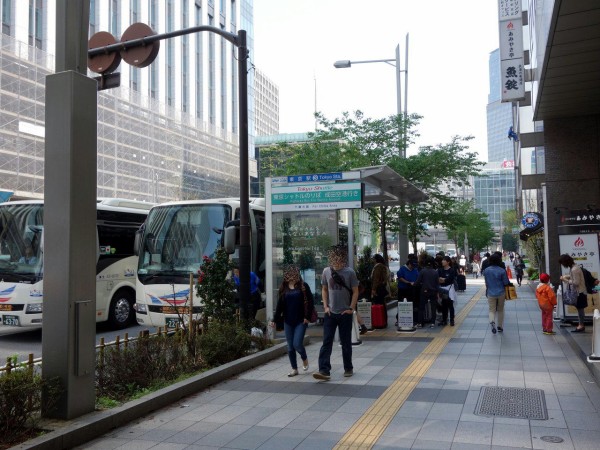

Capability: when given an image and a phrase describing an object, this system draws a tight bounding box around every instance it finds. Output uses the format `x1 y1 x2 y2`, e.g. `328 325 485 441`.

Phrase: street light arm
88 25 241 57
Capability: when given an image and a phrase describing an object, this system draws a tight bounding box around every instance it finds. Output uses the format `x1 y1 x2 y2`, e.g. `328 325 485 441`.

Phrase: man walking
313 245 359 381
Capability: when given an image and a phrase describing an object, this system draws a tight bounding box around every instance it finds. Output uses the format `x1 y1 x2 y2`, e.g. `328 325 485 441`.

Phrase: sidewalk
74 278 600 450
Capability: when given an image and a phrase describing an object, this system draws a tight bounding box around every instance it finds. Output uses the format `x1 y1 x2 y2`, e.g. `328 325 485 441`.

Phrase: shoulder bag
562 283 579 306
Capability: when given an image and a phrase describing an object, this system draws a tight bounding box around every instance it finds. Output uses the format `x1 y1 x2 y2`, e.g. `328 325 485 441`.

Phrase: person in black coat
272 265 315 377
415 256 439 329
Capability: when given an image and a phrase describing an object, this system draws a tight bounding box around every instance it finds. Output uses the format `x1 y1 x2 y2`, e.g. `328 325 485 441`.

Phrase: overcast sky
253 0 500 158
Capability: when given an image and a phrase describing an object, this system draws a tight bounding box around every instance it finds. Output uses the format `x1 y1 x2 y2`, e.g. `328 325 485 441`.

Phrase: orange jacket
536 283 557 310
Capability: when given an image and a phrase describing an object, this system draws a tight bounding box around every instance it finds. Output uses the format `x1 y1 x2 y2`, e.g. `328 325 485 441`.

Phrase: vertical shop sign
498 1 525 102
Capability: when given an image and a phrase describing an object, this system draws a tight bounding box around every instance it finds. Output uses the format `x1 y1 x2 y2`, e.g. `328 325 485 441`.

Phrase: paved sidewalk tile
67 280 600 450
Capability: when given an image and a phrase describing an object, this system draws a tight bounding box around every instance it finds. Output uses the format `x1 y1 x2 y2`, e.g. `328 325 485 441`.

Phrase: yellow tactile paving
334 286 486 450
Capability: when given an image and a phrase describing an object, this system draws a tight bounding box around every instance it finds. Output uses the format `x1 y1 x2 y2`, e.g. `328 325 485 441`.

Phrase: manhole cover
541 436 564 443
474 386 548 420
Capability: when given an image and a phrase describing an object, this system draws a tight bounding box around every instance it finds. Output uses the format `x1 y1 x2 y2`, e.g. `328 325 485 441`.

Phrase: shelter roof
352 165 428 207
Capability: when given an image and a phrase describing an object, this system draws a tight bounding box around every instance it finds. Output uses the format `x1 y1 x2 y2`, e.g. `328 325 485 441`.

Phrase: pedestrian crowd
268 246 598 382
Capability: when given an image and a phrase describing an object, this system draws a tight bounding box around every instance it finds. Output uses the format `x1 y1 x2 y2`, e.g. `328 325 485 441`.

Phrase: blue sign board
521 212 542 229
288 173 343 183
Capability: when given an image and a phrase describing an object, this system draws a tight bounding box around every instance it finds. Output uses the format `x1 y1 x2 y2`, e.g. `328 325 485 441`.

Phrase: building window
208 13 215 125
89 0 96 35
28 0 43 49
149 0 158 99
195 3 203 119
110 0 120 37
130 67 139 91
220 25 227 130
166 0 174 106
130 0 139 23
230 0 237 133
2 0 12 36
182 0 189 113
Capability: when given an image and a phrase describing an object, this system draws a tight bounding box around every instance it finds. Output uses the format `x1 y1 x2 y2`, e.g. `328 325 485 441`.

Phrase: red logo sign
574 237 585 247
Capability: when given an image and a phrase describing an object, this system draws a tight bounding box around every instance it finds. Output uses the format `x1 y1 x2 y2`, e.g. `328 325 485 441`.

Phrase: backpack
580 265 598 294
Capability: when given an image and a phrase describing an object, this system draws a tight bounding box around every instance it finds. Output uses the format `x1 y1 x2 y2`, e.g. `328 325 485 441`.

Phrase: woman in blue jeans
272 265 315 377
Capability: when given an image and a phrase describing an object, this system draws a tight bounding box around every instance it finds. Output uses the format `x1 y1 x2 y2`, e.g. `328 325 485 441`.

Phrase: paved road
0 323 154 364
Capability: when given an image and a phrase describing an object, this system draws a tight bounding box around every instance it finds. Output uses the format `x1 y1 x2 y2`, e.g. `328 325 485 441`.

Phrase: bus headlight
26 303 43 313
135 303 147 314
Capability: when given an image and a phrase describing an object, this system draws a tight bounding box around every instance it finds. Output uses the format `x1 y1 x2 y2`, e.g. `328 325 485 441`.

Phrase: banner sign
357 300 371 329
397 301 414 329
271 182 363 212
498 1 525 102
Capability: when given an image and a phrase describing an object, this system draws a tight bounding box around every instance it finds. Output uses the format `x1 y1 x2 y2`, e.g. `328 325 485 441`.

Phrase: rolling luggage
371 303 388 329
456 274 466 292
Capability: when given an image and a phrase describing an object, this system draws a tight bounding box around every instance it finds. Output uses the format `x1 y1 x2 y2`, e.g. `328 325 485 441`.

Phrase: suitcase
371 304 388 329
456 274 466 292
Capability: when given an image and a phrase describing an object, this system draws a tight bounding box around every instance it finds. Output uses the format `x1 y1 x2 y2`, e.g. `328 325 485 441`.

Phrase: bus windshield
0 203 44 281
138 204 230 277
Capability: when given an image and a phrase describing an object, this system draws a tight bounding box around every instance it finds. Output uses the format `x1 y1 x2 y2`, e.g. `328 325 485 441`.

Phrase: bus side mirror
224 226 236 254
134 229 143 256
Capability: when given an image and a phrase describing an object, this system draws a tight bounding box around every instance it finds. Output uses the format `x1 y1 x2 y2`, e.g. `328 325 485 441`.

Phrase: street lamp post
334 35 410 262
333 38 408 157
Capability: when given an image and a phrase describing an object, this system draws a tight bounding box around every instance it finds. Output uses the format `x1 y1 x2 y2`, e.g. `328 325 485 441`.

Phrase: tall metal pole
237 30 251 320
43 0 97 419
395 42 409 262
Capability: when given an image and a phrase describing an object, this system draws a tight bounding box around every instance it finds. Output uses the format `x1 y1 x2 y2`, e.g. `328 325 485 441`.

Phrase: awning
520 227 544 241
352 165 428 208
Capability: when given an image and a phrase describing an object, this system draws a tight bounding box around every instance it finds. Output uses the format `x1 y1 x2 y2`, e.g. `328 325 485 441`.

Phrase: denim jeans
318 312 353 375
284 322 307 369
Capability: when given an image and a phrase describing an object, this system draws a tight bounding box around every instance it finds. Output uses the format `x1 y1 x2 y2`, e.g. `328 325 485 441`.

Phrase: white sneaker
288 369 298 377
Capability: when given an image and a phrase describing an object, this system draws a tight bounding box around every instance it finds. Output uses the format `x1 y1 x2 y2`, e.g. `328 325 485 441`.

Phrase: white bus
0 198 152 330
134 198 266 328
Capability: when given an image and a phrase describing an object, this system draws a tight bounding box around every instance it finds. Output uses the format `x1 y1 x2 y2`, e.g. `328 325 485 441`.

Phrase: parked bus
134 198 266 328
0 198 152 330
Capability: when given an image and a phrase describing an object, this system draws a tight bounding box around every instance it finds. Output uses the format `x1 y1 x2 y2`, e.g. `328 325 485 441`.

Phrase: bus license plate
2 315 19 326
165 317 180 329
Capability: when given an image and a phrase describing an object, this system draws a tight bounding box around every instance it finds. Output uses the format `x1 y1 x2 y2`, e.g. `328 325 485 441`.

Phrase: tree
444 201 495 257
259 112 484 261
388 136 485 254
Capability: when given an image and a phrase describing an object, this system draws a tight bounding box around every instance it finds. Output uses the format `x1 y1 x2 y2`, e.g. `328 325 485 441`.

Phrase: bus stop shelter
264 165 428 325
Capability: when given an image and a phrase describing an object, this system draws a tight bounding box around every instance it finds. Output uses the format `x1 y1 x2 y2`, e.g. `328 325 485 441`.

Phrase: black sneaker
360 324 368 335
450 320 455 326
490 322 497 334
313 372 331 381
497 326 503 333
344 370 353 377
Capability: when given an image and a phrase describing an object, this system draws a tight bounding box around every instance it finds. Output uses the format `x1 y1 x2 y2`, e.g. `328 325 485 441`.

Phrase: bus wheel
108 290 134 330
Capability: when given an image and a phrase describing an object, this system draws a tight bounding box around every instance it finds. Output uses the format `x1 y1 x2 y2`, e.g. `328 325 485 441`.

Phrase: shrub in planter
199 322 251 367
0 369 60 447
96 333 203 401
196 249 236 324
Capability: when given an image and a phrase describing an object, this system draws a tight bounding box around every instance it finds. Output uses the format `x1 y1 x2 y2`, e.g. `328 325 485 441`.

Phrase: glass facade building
0 0 272 201
487 49 514 163
474 163 515 232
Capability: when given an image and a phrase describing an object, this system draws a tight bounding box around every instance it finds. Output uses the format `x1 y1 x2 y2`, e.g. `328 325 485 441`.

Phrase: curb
16 337 309 449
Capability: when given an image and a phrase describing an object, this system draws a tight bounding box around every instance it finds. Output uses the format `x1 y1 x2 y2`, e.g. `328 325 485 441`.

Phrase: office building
254 68 279 136
0 0 277 202
474 162 515 235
